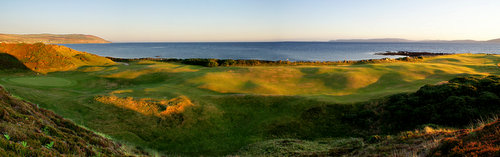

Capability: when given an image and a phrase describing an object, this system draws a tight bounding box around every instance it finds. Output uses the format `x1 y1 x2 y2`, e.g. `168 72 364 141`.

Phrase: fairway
6 76 74 87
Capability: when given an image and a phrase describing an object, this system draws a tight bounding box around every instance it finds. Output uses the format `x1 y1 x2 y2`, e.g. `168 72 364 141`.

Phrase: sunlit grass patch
110 89 134 94
79 66 107 72
95 95 195 117
189 55 496 97
102 63 198 79
78 66 119 72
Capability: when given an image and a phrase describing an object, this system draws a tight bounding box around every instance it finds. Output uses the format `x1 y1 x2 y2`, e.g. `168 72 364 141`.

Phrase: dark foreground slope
0 86 125 156
0 43 115 73
432 119 500 156
0 34 110 44
238 118 500 156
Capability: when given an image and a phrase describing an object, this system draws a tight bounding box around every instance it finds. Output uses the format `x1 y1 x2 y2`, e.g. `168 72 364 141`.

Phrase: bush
207 60 219 67
377 75 500 132
220 59 236 66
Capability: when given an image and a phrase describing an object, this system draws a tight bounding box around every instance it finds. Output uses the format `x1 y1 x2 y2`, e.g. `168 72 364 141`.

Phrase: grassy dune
0 43 116 73
0 53 499 155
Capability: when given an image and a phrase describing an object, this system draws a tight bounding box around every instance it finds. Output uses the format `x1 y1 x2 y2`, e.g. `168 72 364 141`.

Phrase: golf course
0 42 499 156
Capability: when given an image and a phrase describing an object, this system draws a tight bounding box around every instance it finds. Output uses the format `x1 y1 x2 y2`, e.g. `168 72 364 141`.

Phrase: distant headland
329 38 500 43
0 33 111 44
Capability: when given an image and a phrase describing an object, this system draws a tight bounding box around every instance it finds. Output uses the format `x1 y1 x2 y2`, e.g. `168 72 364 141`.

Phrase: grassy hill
0 86 126 156
0 52 498 155
0 43 115 73
0 34 110 44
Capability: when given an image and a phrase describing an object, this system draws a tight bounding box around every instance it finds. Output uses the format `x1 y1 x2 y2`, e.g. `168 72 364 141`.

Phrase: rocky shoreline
375 51 452 56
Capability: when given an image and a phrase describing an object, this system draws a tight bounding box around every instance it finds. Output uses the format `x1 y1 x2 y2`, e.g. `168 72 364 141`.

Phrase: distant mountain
486 38 500 43
420 39 479 43
330 38 500 43
0 33 110 44
330 38 413 42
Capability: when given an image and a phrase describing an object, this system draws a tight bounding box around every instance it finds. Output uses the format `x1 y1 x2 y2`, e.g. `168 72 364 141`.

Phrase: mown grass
6 77 75 87
0 53 498 155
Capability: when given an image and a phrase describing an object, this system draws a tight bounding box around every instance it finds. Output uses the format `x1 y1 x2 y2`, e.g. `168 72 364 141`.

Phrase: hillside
0 34 110 44
0 86 126 156
0 43 115 73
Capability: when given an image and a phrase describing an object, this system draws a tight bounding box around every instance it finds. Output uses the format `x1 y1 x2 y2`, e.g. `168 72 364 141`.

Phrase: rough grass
237 138 364 156
431 117 500 156
0 86 129 156
0 53 498 155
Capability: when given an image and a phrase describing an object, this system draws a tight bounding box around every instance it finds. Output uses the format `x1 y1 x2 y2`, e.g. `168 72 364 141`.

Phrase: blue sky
1 0 500 42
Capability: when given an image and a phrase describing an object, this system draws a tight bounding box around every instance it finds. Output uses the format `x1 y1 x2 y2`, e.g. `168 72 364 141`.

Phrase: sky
1 0 500 42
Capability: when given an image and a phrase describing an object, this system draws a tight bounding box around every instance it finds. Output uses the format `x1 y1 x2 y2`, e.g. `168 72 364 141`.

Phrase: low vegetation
431 118 500 156
107 56 423 67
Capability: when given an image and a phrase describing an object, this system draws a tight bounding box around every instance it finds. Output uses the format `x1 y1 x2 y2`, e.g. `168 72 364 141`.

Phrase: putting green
7 77 74 87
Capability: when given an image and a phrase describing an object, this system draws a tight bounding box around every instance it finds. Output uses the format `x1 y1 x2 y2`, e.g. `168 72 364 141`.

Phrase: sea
61 42 500 61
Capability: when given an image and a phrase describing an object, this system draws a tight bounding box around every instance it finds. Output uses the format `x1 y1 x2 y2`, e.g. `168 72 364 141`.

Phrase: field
0 53 499 155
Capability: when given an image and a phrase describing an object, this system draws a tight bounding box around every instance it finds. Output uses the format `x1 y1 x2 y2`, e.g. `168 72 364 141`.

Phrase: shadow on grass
0 53 31 72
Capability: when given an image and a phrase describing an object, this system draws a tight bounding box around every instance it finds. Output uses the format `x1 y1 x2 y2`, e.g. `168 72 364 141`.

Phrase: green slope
0 53 498 155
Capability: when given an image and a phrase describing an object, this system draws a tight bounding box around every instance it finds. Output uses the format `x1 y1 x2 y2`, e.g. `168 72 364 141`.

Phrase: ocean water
61 42 500 61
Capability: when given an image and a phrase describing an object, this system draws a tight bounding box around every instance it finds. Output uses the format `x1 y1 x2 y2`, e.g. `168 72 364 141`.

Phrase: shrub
207 60 219 67
377 75 500 132
220 59 236 66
